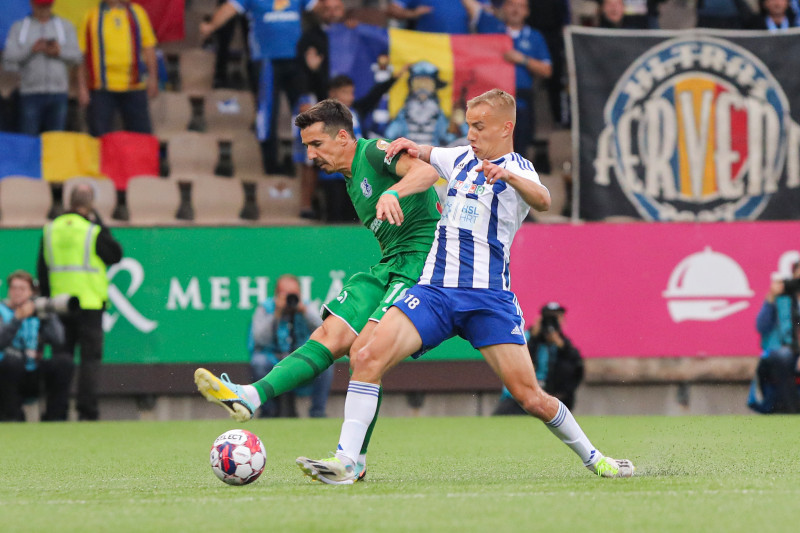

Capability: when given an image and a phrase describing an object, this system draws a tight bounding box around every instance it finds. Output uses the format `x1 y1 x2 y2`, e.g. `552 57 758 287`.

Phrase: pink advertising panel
509 222 800 358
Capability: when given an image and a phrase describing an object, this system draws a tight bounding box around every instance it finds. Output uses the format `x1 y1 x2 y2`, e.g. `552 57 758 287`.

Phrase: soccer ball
210 429 267 485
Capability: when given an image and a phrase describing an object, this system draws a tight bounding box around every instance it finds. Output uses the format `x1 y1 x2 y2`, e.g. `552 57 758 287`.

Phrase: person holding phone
2 0 82 135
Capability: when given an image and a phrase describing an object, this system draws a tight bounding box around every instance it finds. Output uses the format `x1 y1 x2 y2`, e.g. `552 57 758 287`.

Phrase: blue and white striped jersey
418 145 545 291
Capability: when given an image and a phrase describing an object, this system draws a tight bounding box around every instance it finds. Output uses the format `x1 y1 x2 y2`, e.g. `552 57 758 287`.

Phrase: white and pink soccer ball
210 429 267 485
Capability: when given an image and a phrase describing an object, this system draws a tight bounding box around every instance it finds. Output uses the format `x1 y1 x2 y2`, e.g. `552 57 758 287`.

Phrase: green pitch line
1 416 798 532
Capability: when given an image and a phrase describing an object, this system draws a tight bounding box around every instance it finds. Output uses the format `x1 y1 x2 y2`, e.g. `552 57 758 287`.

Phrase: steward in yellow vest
42 213 108 310
36 184 122 421
38 190 122 309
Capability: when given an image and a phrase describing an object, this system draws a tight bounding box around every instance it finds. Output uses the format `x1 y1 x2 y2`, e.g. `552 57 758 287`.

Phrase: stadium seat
127 177 181 225
192 174 245 223
150 92 193 137
204 90 256 135
0 177 50 226
167 132 219 176
230 131 265 180
63 177 116 222
178 49 216 92
256 176 301 219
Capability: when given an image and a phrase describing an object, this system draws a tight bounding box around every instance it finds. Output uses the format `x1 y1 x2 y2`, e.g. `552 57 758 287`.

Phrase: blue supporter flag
0 133 42 179
327 23 388 100
0 0 31 51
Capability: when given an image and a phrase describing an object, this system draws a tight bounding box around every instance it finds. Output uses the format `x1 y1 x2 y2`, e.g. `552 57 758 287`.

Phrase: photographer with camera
749 261 800 414
494 302 584 415
249 274 333 418
37 184 122 421
0 270 65 421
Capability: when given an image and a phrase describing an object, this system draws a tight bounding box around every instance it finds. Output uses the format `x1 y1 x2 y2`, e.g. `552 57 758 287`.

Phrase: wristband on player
381 190 400 200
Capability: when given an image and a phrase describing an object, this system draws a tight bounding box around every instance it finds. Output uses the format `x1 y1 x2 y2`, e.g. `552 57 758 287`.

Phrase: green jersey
347 138 440 258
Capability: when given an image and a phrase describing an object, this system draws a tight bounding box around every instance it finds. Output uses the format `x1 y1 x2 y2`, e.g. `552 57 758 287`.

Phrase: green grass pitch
2 415 799 532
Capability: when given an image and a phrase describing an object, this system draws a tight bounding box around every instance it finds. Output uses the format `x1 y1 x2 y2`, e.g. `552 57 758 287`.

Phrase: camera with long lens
283 293 300 317
33 294 80 317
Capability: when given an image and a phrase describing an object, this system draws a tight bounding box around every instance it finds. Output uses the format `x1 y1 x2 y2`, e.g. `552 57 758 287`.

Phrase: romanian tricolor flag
0 131 158 191
388 28 516 119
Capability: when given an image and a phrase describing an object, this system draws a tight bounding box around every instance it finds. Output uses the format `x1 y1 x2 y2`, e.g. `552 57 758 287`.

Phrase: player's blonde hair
467 89 516 123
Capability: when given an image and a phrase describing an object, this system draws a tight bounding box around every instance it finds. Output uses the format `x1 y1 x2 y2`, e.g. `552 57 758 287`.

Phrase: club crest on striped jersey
594 35 800 221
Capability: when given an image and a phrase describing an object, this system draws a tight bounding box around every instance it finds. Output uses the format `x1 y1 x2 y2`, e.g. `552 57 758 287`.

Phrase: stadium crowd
2 0 793 224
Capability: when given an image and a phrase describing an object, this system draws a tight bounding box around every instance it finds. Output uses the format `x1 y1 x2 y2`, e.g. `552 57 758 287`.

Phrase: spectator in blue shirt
201 0 321 174
388 0 490 34
465 0 552 156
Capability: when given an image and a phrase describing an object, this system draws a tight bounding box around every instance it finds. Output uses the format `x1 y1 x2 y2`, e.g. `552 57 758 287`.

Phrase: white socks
241 385 262 409
545 400 601 467
335 381 381 466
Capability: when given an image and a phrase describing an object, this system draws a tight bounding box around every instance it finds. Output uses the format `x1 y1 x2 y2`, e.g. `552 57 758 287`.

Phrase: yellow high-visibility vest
43 213 108 310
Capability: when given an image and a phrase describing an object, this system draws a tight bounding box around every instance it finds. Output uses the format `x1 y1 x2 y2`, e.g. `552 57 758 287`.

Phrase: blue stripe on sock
349 384 379 392
347 390 378 398
349 382 380 392
348 382 380 398
546 402 566 427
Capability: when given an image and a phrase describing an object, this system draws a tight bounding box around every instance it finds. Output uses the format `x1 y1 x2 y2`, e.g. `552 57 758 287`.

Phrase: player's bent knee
310 320 355 358
351 345 385 382
513 387 552 420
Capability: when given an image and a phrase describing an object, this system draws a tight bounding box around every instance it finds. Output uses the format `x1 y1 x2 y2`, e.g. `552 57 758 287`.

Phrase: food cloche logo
594 36 800 221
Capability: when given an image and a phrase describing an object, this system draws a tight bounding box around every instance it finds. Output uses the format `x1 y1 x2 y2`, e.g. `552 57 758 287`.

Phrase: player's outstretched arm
385 138 433 163
480 159 551 212
376 153 440 226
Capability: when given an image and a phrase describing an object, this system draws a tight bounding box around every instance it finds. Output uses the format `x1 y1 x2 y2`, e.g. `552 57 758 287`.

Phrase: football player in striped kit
297 89 634 484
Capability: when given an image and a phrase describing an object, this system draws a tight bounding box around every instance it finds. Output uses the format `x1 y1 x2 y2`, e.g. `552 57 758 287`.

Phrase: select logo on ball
210 429 267 485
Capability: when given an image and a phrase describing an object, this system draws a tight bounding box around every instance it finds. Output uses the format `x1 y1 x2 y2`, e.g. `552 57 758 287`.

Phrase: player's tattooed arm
479 159 551 212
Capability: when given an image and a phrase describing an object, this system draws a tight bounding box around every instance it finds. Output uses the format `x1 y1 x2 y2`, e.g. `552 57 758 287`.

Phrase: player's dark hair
329 75 354 91
294 99 355 139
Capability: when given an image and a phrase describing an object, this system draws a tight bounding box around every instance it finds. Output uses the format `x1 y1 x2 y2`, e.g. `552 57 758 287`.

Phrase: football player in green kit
195 99 442 481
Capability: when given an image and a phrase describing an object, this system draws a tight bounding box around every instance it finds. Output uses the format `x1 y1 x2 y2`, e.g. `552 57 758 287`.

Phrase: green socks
253 339 334 403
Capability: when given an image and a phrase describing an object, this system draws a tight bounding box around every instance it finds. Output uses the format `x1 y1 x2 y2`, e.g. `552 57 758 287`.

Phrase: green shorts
321 251 427 334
